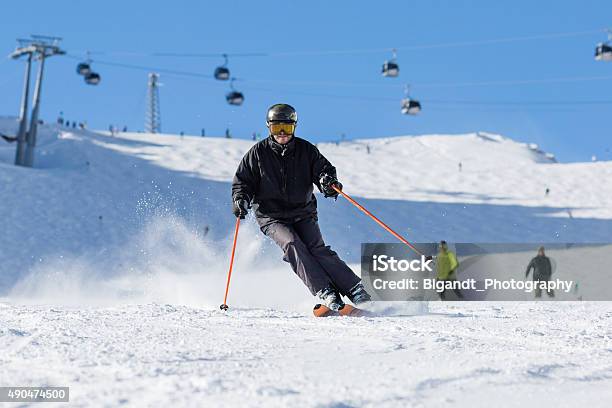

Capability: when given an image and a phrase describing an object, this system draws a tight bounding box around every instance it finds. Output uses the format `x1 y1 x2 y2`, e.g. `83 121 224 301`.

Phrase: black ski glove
232 198 249 219
319 174 342 199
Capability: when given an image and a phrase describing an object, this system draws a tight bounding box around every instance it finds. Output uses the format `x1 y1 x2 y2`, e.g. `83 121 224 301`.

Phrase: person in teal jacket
436 241 464 300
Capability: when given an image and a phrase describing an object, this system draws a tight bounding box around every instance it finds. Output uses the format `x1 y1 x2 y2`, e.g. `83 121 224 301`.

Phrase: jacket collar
268 135 296 157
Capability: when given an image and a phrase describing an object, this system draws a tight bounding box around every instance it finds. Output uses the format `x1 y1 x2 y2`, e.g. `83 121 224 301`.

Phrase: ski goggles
268 122 296 135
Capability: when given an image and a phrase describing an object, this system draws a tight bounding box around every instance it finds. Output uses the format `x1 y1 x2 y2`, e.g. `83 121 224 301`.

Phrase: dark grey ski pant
261 217 360 296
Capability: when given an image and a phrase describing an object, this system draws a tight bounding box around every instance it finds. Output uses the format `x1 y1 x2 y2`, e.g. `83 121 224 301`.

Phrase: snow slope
1 303 611 407
1 117 611 407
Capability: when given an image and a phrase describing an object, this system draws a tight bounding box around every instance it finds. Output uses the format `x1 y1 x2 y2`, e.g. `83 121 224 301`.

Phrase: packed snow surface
1 302 610 407
1 118 611 406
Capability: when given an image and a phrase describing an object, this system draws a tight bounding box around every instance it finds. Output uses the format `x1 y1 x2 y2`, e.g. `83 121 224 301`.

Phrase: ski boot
347 282 372 306
313 287 345 317
316 286 345 311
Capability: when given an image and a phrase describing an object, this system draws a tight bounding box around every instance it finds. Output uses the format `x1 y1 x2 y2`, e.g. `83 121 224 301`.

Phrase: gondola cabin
382 60 399 77
226 91 244 106
595 42 612 61
76 62 91 76
214 66 230 80
401 98 421 115
84 72 101 85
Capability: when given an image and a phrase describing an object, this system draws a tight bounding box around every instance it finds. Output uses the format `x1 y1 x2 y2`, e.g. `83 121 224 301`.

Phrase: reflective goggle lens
269 123 295 135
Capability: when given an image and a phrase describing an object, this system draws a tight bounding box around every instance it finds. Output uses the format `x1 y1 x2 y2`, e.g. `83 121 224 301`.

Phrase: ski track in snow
1 302 611 407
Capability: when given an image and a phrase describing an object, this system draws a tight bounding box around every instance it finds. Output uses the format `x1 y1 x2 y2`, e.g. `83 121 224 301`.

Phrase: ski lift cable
71 51 268 58
117 67 612 108
68 28 604 58
267 29 605 56
410 106 602 113
240 84 612 106
242 74 612 89
421 99 612 106
65 54 215 79
64 55 612 89
66 53 612 110
415 75 612 88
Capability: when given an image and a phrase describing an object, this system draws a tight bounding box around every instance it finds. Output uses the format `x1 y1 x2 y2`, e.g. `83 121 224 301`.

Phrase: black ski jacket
525 255 553 280
232 136 336 227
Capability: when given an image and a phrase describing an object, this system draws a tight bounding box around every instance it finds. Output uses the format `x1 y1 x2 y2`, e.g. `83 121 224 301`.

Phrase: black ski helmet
266 104 298 124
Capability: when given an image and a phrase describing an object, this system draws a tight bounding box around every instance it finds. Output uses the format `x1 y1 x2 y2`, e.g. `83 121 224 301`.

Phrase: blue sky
1 0 611 162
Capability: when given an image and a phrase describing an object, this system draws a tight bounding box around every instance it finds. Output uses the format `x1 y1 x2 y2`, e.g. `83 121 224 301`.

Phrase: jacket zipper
280 153 288 196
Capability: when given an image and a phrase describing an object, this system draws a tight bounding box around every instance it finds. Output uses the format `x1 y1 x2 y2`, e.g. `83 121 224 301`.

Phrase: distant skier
436 240 463 300
231 104 371 311
525 246 554 298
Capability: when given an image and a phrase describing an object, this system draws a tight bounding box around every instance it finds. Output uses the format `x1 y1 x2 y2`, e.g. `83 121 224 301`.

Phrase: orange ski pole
332 185 424 257
220 217 241 311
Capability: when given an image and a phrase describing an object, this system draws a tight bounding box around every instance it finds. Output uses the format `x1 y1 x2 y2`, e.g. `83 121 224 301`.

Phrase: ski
313 303 340 317
338 304 374 317
313 303 374 317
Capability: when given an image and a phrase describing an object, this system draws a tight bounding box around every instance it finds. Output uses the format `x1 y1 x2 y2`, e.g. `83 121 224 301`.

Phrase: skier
231 103 371 311
436 240 463 300
525 246 554 298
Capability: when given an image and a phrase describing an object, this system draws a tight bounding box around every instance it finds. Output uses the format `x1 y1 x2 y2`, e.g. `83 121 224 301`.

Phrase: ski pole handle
332 185 424 257
220 217 241 311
